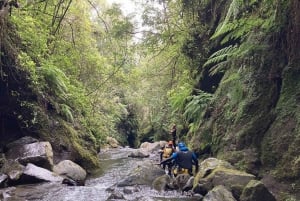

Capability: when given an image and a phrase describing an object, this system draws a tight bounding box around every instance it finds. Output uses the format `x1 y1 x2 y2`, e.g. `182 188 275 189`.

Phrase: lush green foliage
9 0 294 152
9 0 138 147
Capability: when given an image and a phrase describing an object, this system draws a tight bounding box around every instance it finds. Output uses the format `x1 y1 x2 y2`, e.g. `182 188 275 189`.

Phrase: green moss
62 121 100 169
72 141 100 170
276 66 300 115
36 112 100 171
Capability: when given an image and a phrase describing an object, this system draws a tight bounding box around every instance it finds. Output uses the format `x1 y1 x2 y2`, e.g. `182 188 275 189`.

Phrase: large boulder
19 163 63 184
5 136 38 150
117 160 165 187
152 174 172 191
1 160 24 181
139 141 165 153
194 158 255 197
203 185 237 201
53 160 87 183
210 168 256 191
0 174 8 188
172 174 191 191
182 176 195 192
128 149 150 158
5 141 54 170
197 157 234 178
240 180 276 201
106 136 120 148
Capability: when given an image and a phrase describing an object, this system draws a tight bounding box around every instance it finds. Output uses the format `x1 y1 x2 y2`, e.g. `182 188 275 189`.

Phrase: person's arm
160 152 177 165
159 147 164 162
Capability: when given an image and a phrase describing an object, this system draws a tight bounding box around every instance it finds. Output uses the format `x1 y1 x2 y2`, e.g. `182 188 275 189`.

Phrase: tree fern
207 13 265 75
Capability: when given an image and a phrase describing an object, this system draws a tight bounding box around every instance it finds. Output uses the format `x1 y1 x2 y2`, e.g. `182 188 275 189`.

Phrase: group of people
159 124 199 177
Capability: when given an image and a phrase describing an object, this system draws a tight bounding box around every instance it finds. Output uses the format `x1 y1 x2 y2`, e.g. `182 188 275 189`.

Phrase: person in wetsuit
160 142 199 176
169 124 177 148
159 141 175 175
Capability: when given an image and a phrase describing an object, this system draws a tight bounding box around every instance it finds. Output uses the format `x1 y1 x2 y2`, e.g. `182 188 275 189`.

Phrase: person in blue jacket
160 142 199 176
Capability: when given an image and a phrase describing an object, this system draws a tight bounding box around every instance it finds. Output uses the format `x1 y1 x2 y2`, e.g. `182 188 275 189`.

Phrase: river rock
1 160 24 182
53 160 87 184
182 176 194 192
133 197 156 201
123 186 139 194
117 160 165 187
152 174 172 191
140 141 164 153
240 180 276 201
203 185 237 201
19 163 63 184
0 153 6 168
194 158 255 197
197 157 234 178
128 149 150 158
106 136 120 148
0 174 8 188
171 174 191 191
196 167 255 197
0 187 16 201
5 141 54 171
211 168 255 189
107 191 125 200
6 136 38 150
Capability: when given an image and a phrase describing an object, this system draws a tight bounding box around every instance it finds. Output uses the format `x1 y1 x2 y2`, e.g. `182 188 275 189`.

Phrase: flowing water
3 148 200 201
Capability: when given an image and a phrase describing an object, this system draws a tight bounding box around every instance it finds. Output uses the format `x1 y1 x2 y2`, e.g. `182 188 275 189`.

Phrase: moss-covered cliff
185 0 300 198
0 7 99 171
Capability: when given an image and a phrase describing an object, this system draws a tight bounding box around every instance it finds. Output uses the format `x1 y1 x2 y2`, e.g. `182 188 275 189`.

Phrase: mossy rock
38 119 100 171
240 180 276 201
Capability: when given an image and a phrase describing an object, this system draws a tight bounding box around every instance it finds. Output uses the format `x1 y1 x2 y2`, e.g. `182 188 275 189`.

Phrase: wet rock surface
0 142 280 201
1 147 198 201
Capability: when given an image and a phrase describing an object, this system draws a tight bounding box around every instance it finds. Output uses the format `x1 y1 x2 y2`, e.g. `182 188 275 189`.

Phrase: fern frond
209 60 230 75
210 45 237 58
212 0 243 39
184 91 213 122
169 84 193 112
59 104 74 123
40 64 69 100
204 45 237 68
211 22 238 40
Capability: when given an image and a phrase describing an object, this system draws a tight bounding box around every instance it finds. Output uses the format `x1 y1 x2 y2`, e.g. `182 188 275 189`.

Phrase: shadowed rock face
6 142 54 171
240 180 276 201
5 136 38 150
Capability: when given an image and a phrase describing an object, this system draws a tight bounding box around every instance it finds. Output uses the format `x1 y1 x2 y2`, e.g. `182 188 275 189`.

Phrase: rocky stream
0 146 198 201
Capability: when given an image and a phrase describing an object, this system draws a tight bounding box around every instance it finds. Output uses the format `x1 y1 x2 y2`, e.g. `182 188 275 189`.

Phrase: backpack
162 147 173 158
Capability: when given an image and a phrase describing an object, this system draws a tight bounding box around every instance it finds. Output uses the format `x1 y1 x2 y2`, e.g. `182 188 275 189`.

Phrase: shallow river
4 148 200 201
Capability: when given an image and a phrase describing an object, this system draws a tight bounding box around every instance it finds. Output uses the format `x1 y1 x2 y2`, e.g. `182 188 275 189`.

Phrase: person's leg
188 169 193 176
172 137 176 147
167 163 172 176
